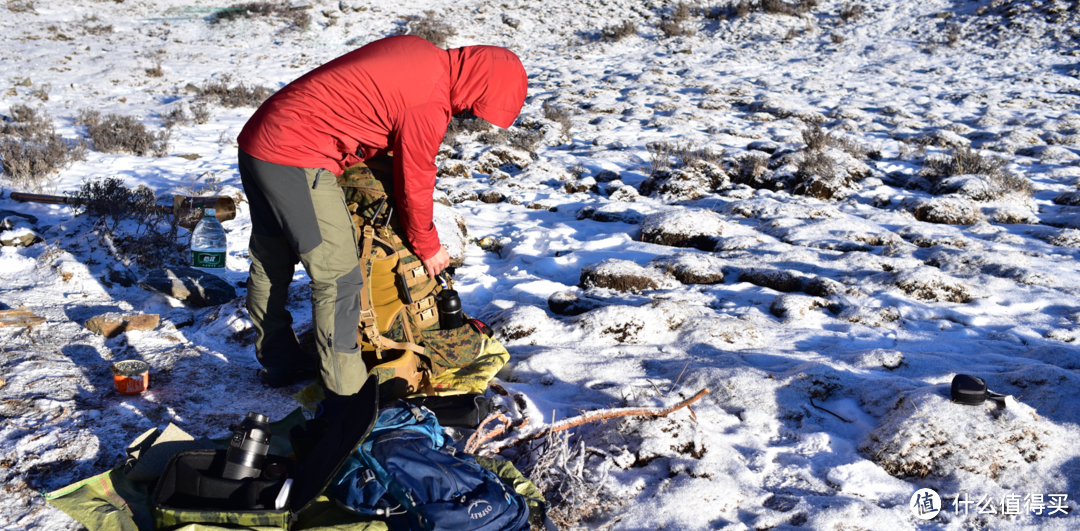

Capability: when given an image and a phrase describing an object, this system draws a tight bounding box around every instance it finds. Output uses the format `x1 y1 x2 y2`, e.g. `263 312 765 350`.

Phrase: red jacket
238 35 527 260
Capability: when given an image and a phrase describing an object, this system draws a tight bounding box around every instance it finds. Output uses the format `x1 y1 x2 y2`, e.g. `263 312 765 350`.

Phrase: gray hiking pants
238 148 368 396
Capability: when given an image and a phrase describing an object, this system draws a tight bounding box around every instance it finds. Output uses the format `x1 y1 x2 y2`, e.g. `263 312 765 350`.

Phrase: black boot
256 328 319 388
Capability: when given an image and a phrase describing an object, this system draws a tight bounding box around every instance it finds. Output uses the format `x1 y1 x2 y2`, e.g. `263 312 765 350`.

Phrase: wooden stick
478 388 710 456
465 412 511 454
809 397 851 423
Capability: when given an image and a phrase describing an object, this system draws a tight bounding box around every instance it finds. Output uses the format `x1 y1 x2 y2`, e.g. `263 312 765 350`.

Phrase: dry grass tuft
145 61 164 78
160 104 190 128
839 3 866 23
659 2 695 37
191 102 211 125
728 0 817 18
801 123 868 158
0 104 86 189
79 110 171 157
646 141 724 177
601 20 636 42
194 75 273 108
6 0 35 13
210 2 310 32
920 147 1032 199
543 102 573 135
524 430 619 529
399 10 455 48
443 112 491 146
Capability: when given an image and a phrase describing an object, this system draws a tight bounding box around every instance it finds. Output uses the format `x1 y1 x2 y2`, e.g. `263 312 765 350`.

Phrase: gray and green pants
238 148 368 396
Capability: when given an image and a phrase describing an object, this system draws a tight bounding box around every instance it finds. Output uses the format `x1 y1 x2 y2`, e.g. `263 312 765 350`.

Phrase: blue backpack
330 402 533 531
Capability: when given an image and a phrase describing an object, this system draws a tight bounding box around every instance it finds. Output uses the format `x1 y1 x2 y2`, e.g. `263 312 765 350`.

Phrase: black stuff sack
401 394 495 429
950 374 1006 406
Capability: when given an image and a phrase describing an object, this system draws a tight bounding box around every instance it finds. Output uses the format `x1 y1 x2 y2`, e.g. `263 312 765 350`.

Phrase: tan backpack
338 156 486 399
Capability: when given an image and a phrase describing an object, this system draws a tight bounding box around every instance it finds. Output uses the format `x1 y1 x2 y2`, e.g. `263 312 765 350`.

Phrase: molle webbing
339 157 442 391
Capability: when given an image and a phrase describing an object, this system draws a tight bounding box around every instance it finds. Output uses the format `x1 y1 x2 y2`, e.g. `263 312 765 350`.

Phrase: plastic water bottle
191 208 227 273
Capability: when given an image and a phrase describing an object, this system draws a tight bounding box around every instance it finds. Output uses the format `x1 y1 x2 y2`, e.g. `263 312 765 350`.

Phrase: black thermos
436 290 465 329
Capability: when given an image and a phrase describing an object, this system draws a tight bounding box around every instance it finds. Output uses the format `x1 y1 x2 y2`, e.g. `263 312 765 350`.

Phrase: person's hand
421 247 451 279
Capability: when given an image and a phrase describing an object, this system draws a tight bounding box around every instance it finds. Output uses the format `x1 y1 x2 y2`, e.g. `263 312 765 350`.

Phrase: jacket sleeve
392 102 447 261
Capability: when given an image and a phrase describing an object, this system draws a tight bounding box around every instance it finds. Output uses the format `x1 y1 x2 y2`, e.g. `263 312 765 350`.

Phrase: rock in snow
640 209 726 250
84 313 160 338
137 266 237 307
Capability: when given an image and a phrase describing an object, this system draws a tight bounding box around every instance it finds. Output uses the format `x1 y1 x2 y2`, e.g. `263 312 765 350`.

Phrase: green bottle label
192 250 226 269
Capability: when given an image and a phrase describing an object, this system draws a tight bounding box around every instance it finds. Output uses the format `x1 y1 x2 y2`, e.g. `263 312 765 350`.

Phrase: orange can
112 360 149 394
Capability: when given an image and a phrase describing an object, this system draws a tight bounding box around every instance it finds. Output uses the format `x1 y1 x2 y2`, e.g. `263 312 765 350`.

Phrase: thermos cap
437 290 462 312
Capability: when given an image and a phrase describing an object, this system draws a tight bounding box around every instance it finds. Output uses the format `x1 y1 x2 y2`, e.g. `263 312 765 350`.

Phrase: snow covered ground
3 0 1080 529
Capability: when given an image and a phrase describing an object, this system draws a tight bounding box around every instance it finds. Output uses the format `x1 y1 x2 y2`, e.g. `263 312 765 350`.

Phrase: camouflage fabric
44 466 153 531
152 507 289 530
364 349 427 398
45 411 389 531
426 337 511 396
336 159 397 223
338 158 493 399
419 325 485 372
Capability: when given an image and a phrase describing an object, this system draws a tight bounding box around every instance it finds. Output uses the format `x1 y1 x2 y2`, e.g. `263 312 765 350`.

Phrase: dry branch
465 412 511 454
478 388 710 456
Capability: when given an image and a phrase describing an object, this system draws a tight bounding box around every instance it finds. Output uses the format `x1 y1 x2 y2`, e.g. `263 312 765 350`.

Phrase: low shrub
646 142 676 176
601 20 636 42
80 110 171 157
161 104 189 128
399 10 455 48
67 177 184 268
448 113 541 152
145 61 164 78
211 2 310 32
727 0 816 18
194 75 273 108
946 23 962 47
191 102 211 124
659 2 695 37
801 123 868 158
0 104 86 189
83 22 113 35
838 3 866 23
6 0 35 13
736 153 769 184
646 141 724 177
543 102 573 135
443 112 491 145
920 147 1032 199
31 83 50 102
509 130 543 152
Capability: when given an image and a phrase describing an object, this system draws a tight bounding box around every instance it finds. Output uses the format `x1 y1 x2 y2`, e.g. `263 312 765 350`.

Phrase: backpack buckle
410 406 424 422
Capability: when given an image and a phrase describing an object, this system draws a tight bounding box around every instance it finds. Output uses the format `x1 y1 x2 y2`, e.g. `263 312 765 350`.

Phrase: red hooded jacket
238 35 528 260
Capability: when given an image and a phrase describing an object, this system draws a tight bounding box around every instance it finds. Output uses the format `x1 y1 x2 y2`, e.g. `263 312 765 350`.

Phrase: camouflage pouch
418 324 485 375
363 349 429 399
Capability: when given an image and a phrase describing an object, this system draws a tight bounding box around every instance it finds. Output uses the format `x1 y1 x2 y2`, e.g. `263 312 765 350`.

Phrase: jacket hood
447 45 527 129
